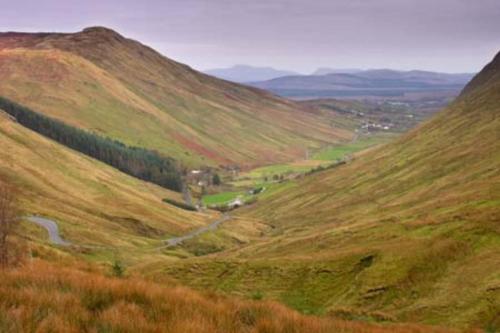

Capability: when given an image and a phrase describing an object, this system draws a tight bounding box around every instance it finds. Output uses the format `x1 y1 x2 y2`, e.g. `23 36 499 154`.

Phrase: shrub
111 260 125 278
212 174 221 186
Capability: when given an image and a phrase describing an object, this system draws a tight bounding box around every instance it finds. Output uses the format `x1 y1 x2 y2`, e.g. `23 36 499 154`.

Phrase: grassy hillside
0 97 183 192
0 27 496 333
0 28 351 167
0 259 462 333
155 52 500 330
0 109 460 332
0 111 215 256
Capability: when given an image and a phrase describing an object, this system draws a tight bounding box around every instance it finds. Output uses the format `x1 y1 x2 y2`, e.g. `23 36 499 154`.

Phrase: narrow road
26 216 71 246
25 213 231 250
162 214 231 248
182 185 194 207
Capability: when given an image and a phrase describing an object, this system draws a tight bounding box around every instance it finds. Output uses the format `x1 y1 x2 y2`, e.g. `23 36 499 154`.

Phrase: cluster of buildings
360 122 393 131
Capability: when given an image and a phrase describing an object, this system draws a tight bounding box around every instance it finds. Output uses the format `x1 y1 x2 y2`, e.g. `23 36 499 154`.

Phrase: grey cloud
1 0 499 72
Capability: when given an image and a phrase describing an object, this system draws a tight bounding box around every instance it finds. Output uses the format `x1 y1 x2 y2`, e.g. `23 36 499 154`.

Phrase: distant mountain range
248 69 476 99
312 67 363 75
204 65 299 83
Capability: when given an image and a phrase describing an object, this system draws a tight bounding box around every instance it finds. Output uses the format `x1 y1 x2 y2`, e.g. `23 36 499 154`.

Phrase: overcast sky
2 0 499 73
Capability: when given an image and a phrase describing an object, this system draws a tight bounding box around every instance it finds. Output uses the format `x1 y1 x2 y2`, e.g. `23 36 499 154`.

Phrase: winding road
25 213 232 250
162 214 231 248
26 216 71 246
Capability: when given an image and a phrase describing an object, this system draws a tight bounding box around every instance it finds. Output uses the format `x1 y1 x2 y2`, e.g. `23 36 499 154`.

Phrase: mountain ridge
312 67 363 75
204 64 300 83
249 68 476 99
0 27 349 167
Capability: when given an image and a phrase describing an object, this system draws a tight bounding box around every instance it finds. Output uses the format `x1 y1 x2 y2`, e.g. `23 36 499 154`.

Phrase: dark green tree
111 260 125 277
212 173 221 186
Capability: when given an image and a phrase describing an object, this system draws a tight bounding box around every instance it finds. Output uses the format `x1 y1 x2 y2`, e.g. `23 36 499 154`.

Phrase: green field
202 181 295 207
312 135 394 161
219 135 394 206
231 134 394 188
202 191 245 205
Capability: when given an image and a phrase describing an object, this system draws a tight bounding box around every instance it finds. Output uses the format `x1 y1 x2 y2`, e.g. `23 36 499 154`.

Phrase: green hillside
1 25 497 333
156 52 500 330
0 27 351 167
0 110 216 260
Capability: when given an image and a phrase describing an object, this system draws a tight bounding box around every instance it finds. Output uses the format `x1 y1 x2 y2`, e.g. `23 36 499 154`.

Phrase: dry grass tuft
0 260 460 333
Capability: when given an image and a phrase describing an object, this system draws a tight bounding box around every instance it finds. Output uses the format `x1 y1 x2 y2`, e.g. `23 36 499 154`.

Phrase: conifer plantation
0 97 183 192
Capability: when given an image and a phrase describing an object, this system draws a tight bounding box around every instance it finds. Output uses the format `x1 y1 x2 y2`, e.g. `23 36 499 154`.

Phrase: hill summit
0 27 349 167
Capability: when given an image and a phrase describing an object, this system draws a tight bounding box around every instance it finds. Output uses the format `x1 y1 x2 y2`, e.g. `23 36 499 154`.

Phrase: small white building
227 197 244 209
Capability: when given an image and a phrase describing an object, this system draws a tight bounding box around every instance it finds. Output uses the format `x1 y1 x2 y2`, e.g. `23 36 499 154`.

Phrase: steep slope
0 111 214 252
159 53 500 329
247 57 499 230
0 27 350 167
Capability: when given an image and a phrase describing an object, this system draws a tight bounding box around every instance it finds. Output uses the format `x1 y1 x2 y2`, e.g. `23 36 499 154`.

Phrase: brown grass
0 260 465 333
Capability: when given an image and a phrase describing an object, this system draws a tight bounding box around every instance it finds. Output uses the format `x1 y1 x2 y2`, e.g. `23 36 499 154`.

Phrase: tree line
0 97 183 192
